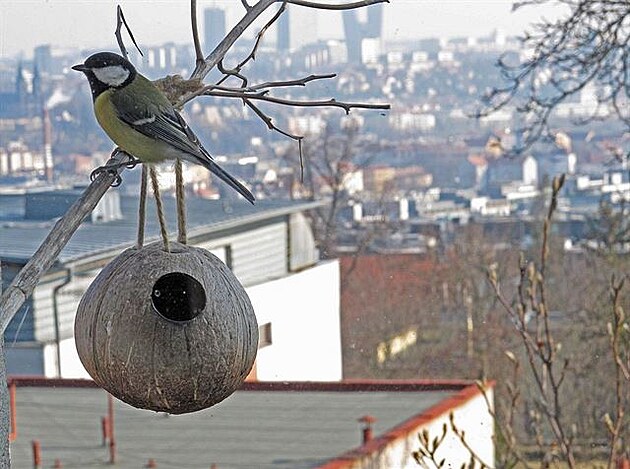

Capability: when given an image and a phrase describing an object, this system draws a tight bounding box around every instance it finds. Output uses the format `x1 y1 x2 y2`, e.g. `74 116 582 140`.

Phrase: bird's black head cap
72 52 137 100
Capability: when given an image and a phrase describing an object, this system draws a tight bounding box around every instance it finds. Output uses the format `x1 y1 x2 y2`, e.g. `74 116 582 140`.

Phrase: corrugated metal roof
0 195 324 264
8 381 458 469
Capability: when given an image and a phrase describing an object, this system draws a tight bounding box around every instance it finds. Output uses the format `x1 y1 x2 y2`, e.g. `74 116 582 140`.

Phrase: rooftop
0 194 323 264
8 379 481 469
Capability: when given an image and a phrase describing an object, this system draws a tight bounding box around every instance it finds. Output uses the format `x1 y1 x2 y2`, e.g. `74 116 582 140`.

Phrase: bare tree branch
238 0 288 70
202 89 390 113
191 0 204 66
183 73 336 103
287 0 389 10
250 73 337 90
245 99 303 141
115 5 143 60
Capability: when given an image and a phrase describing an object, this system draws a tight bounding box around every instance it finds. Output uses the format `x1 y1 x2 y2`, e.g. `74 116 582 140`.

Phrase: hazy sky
0 0 564 59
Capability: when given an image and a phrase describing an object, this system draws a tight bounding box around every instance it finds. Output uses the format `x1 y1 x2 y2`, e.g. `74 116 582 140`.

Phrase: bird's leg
90 152 142 187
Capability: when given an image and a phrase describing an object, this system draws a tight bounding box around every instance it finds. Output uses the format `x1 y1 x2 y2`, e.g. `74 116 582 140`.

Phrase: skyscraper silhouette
277 9 290 52
342 4 383 63
276 6 317 52
204 8 226 51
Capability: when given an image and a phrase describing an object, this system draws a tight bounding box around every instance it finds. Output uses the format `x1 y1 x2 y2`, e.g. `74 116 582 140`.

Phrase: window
258 322 272 348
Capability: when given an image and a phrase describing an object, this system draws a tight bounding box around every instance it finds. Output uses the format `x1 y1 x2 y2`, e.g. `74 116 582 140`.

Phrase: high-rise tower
204 8 226 51
342 4 383 64
276 6 317 52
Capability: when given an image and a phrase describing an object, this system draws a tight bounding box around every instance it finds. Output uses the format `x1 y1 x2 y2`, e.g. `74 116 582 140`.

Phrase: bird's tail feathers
196 156 255 204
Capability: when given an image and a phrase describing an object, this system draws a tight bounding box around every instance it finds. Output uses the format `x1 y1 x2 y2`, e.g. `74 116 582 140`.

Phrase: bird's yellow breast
94 91 166 163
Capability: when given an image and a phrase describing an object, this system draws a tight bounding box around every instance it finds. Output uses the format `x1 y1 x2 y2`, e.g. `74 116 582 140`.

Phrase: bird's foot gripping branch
89 151 141 187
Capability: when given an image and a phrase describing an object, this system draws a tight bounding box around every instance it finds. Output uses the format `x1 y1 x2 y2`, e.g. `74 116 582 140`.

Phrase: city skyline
1 0 564 59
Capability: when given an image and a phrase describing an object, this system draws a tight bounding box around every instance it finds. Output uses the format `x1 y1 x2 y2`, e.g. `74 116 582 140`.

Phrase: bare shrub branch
476 1 629 153
488 175 578 467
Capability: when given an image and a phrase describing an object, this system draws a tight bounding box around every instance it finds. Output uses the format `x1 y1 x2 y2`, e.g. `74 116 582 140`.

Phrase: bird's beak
71 63 89 72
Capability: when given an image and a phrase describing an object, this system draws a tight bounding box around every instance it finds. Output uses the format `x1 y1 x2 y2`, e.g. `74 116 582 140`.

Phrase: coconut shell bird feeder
75 192 258 414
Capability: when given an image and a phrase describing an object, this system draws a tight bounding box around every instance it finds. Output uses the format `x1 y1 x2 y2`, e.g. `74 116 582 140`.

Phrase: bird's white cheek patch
93 66 130 86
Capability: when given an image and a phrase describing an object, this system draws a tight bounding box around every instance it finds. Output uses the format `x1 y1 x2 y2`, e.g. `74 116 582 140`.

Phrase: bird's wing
111 83 255 204
113 91 204 157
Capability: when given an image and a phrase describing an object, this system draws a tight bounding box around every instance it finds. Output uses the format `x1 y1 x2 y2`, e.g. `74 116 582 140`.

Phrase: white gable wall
248 260 342 382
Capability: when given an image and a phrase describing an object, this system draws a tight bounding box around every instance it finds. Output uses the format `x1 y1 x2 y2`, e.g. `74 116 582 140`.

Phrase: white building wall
56 337 88 379
522 155 538 186
196 221 288 287
248 260 342 381
42 342 58 378
345 388 495 469
54 260 342 382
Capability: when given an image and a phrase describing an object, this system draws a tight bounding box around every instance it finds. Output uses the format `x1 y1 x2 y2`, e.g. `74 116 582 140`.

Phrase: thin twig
413 424 448 468
286 0 389 10
298 139 304 182
239 0 287 67
188 73 335 98
189 0 276 82
115 5 143 60
211 1 287 93
203 89 390 113
480 368 532 468
191 0 204 66
217 60 249 89
250 73 337 90
245 100 302 140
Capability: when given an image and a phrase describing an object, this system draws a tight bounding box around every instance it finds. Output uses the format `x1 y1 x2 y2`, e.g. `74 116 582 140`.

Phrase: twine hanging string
136 165 148 248
149 166 170 252
175 159 187 244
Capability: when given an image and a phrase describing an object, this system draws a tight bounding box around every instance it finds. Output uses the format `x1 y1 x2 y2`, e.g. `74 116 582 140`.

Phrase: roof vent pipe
358 415 376 444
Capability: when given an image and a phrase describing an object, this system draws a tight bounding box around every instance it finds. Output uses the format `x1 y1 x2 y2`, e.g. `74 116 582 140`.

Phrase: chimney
42 107 53 183
358 415 376 444
32 440 41 468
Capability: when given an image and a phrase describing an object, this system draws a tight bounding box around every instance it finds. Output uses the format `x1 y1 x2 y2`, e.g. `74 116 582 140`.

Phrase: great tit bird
72 52 255 204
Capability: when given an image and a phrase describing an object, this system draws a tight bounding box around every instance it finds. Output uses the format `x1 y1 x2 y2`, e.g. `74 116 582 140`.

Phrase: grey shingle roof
9 381 457 469
0 195 323 264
